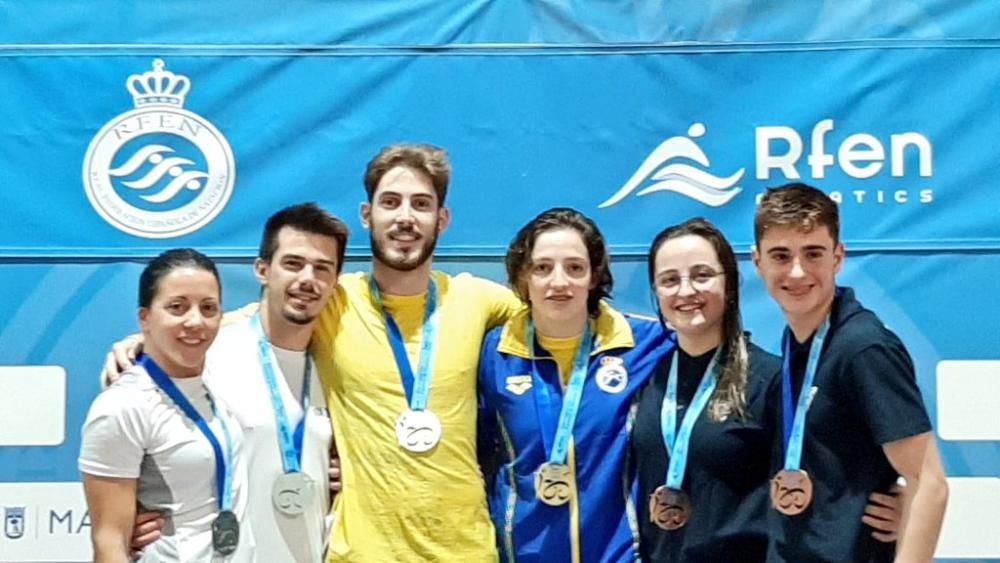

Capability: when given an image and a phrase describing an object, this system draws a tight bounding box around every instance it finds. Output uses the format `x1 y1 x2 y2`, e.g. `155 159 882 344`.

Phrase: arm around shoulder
101 334 144 388
222 301 259 326
467 274 521 329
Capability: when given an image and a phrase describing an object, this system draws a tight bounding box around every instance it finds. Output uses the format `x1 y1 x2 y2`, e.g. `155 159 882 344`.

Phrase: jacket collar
497 301 635 359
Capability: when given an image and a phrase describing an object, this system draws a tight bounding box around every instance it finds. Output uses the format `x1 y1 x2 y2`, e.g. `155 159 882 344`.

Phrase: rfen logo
755 118 932 180
605 119 934 208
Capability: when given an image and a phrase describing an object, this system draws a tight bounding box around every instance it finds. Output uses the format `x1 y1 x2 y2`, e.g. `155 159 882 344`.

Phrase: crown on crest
126 59 191 108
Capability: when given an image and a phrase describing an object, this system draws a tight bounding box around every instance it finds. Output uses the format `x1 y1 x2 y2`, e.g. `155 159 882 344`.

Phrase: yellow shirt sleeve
465 274 523 330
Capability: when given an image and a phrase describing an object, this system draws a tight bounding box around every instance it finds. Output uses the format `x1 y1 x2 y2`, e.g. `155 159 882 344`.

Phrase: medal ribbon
251 312 312 474
780 317 831 471
369 275 439 411
140 354 234 511
526 319 593 465
660 349 720 489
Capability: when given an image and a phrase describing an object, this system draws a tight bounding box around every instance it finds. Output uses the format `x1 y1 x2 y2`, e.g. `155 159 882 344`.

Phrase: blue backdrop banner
1 2 997 562
1 3 999 256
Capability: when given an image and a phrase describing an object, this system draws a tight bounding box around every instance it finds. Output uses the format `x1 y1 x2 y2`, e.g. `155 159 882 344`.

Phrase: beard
370 229 438 272
281 306 316 326
269 287 321 326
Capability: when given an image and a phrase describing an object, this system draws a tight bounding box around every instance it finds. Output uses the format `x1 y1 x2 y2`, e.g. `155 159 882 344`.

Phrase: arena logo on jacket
505 375 532 396
83 59 235 238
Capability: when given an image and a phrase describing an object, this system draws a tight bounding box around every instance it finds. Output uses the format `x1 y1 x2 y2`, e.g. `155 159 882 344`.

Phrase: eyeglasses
654 270 724 296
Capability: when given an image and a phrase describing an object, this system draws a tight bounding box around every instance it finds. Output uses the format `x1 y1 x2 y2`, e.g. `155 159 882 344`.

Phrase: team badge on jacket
505 375 532 396
596 356 628 393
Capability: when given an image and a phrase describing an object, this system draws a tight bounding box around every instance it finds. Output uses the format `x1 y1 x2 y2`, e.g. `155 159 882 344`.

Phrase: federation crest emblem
595 356 628 394
4 506 25 540
83 59 235 238
505 374 533 396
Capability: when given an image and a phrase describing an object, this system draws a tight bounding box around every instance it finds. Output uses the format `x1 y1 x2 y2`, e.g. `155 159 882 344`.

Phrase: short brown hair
505 207 612 316
259 202 350 274
363 143 450 205
754 182 840 246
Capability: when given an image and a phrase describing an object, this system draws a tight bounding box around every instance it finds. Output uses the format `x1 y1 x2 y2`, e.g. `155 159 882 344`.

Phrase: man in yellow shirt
315 143 520 562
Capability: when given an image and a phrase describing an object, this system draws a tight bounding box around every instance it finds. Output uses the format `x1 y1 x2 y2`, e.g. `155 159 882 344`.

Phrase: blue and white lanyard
660 349 720 489
251 312 311 474
780 317 831 471
141 354 235 511
369 275 439 411
526 319 593 465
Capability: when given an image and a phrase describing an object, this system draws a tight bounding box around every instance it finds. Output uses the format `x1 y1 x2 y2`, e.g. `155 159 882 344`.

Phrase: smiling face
139 266 221 377
652 234 726 343
255 226 340 326
523 228 594 331
361 166 450 272
752 224 843 326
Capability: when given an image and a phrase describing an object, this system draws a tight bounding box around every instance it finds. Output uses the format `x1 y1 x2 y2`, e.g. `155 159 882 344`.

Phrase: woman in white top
80 248 253 563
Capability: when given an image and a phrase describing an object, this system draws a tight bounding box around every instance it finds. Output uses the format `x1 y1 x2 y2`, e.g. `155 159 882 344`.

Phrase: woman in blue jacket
479 207 674 562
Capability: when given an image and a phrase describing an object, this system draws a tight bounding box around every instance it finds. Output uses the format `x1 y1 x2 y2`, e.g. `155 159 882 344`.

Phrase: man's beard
274 289 321 326
281 307 316 326
370 230 438 272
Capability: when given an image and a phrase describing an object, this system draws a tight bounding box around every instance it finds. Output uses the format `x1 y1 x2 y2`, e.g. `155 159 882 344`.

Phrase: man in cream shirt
108 203 348 562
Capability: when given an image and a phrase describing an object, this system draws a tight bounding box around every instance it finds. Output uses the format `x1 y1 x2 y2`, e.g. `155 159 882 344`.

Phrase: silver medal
395 409 442 453
212 510 240 555
272 471 314 516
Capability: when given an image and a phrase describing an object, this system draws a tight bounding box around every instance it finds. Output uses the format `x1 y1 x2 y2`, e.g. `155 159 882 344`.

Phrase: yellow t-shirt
536 333 582 387
314 271 521 562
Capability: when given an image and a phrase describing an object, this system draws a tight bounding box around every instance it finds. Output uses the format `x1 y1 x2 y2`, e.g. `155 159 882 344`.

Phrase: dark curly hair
505 207 612 316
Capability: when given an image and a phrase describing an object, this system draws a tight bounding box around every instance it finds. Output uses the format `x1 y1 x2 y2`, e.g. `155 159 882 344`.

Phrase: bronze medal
648 485 691 530
770 469 813 515
534 462 573 506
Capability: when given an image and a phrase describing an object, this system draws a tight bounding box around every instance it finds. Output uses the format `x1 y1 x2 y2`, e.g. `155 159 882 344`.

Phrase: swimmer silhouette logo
599 123 744 208
83 59 235 238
